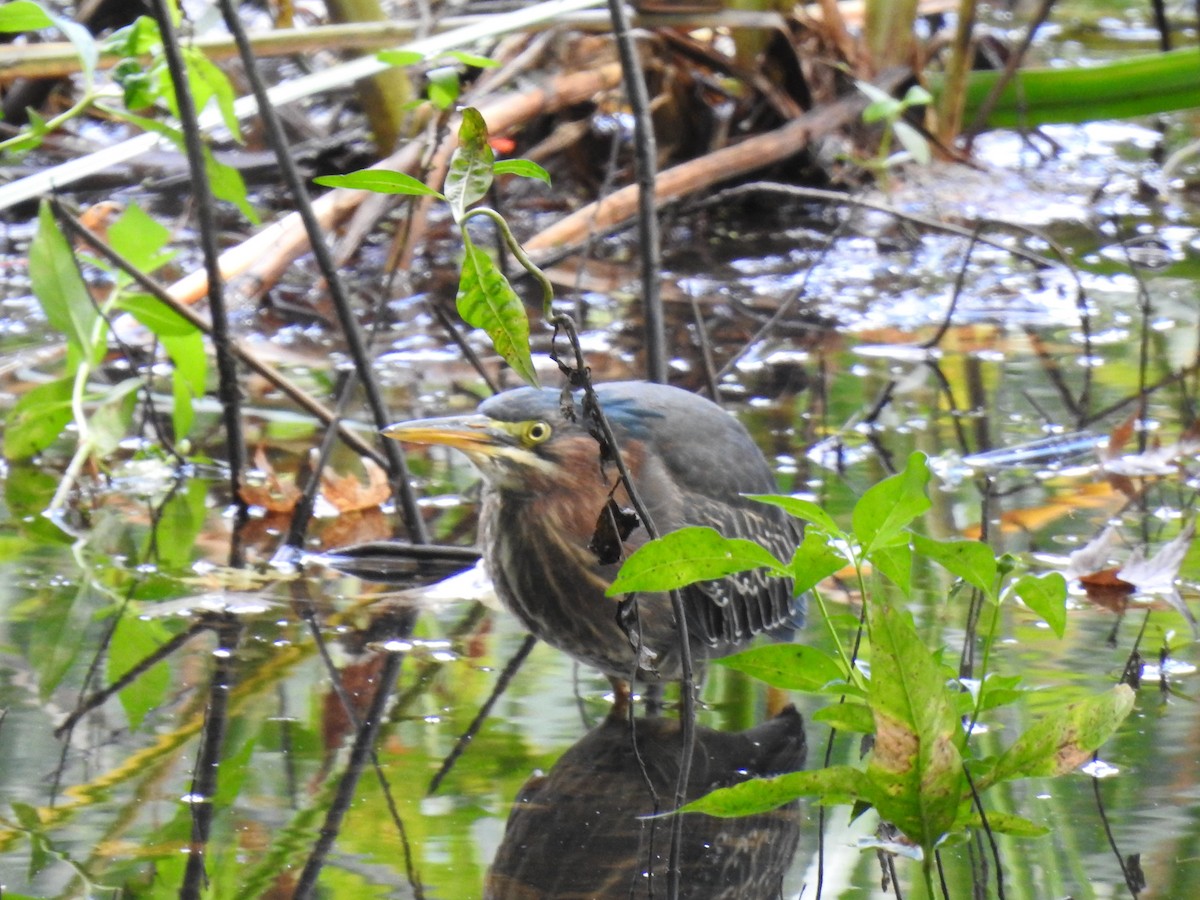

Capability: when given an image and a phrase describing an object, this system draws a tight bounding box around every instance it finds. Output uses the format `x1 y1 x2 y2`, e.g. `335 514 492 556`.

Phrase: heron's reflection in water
485 706 806 899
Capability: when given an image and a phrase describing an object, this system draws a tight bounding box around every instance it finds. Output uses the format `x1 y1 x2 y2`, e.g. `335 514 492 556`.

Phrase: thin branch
149 0 249 553
215 0 428 544
607 0 666 383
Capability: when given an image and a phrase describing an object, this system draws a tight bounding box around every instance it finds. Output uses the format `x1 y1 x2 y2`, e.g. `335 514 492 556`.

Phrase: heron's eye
523 421 552 445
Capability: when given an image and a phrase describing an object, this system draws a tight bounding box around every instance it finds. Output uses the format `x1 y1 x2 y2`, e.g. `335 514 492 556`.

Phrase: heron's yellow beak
382 414 511 459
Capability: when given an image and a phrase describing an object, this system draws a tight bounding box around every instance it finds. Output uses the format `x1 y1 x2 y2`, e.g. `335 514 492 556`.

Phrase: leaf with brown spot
864 603 964 853
981 684 1135 787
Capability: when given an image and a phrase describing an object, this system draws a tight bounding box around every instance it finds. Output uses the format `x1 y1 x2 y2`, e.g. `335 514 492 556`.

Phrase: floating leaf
314 169 445 198
456 237 538 386
607 526 784 596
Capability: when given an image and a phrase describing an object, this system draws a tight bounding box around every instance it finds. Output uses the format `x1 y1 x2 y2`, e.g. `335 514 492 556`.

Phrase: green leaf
492 159 551 184
162 331 206 394
852 451 930 554
443 50 500 68
184 47 240 141
116 294 195 337
90 379 140 456
456 237 538 387
948 47 1200 128
446 108 495 222
30 582 91 699
427 67 460 110
204 147 259 225
866 602 964 852
0 1 53 31
749 493 842 535
680 765 867 817
106 204 174 275
607 526 784 596
902 84 933 107
150 479 208 568
313 169 445 198
862 99 895 124
172 369 195 439
716 643 846 692
161 328 206 438
1014 571 1068 638
893 120 931 165
52 13 98 83
857 81 896 106
30 202 98 362
788 530 850 595
109 615 171 729
377 49 425 67
3 377 74 460
958 672 1027 715
868 541 913 596
912 534 997 597
812 701 876 734
102 16 160 56
985 685 1135 786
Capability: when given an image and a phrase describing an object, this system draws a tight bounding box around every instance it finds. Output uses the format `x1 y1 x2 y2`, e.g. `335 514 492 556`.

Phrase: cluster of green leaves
6 202 206 510
315 107 551 386
0 0 256 221
377 48 500 112
858 81 933 171
610 451 1134 885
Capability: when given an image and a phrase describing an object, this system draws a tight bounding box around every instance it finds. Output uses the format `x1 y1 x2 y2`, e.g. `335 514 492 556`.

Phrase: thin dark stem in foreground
606 0 666 384
149 0 248 549
214 0 428 545
181 616 242 900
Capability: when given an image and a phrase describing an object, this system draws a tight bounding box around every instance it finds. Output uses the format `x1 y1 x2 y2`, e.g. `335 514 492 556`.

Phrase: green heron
384 381 802 683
